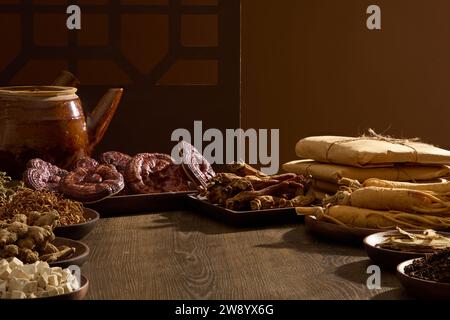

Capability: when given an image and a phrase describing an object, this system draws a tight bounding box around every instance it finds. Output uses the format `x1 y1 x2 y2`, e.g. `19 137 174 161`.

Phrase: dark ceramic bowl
364 231 430 270
397 259 450 300
49 237 90 269
5 275 89 300
54 208 100 240
305 215 382 243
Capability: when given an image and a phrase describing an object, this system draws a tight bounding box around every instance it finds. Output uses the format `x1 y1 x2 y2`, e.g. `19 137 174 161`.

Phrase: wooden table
81 210 410 300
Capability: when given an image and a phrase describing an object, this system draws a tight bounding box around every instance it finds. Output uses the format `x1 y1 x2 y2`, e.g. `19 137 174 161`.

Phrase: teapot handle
53 70 80 87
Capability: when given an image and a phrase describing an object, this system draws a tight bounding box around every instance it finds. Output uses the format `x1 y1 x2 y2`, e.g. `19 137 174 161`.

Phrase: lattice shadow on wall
0 0 240 155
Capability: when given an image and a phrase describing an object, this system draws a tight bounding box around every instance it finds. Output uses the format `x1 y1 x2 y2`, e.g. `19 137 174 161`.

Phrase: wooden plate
304 215 383 243
364 230 450 270
54 208 100 240
5 275 89 300
49 237 90 269
86 191 196 216
187 195 302 227
397 259 450 299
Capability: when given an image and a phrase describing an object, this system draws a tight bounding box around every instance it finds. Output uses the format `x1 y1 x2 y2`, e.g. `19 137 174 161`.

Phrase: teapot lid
0 86 77 98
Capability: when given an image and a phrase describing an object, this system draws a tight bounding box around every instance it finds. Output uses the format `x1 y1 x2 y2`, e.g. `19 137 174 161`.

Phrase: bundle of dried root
296 205 450 230
201 163 314 211
324 178 450 216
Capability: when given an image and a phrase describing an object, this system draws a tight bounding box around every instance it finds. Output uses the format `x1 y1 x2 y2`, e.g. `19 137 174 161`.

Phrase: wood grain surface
81 211 410 300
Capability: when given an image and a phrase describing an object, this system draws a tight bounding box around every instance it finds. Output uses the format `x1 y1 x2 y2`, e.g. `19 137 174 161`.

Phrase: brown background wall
242 0 450 167
2 1 450 172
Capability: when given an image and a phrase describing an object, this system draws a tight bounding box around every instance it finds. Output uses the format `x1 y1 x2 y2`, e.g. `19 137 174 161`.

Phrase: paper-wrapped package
295 135 450 167
283 160 450 183
311 179 338 194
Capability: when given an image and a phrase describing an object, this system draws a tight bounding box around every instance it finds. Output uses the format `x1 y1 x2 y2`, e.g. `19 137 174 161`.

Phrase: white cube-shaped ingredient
11 290 26 299
23 281 38 294
39 267 52 277
46 285 59 297
35 261 49 274
8 277 29 292
0 265 11 280
2 291 12 299
56 286 64 295
61 269 72 282
10 268 31 280
20 264 38 275
47 274 59 287
29 293 37 299
37 274 49 289
0 280 6 293
51 267 63 274
0 260 8 268
8 257 23 269
61 282 72 294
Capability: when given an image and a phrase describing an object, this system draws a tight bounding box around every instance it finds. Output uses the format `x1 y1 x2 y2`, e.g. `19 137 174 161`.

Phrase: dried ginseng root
327 179 450 216
295 205 450 230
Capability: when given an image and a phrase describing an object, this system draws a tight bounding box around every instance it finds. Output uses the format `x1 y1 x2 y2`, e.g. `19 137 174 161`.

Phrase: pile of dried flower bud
404 249 450 283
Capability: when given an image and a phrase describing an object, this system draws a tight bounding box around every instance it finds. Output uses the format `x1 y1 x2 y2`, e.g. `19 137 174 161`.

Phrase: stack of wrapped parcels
283 134 450 196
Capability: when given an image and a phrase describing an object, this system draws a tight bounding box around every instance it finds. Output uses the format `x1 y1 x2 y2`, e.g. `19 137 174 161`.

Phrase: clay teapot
0 71 123 177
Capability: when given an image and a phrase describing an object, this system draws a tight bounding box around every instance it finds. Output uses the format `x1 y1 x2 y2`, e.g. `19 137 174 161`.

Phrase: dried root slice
40 246 75 263
250 189 315 210
61 164 124 203
23 159 68 193
226 179 308 210
226 162 267 177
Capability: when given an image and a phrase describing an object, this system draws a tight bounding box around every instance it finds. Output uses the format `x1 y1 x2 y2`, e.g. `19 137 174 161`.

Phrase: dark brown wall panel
242 0 450 167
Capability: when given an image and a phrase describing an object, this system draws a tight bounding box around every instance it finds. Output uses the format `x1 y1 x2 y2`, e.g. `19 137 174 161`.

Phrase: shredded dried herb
0 172 85 226
0 172 24 207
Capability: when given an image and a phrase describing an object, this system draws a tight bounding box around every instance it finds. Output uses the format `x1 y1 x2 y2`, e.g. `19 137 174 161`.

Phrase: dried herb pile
377 228 450 253
0 172 85 226
405 249 450 283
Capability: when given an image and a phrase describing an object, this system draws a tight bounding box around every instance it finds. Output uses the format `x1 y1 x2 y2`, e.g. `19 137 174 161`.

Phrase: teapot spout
87 88 123 152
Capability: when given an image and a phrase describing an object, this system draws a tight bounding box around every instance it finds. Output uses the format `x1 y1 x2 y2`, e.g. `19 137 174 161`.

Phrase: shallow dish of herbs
364 228 450 270
397 250 450 300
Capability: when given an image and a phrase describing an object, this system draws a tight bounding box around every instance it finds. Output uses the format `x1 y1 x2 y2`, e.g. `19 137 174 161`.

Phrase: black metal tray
186 195 303 227
86 191 195 216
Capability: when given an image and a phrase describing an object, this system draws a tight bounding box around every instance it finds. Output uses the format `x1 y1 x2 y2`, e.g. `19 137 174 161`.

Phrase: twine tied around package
324 129 421 165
